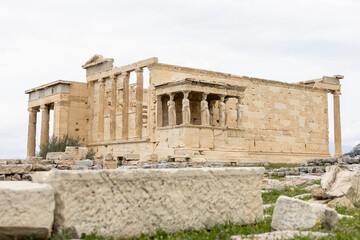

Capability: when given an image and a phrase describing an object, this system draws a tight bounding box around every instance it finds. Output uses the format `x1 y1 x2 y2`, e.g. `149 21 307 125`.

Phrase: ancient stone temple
25 55 343 163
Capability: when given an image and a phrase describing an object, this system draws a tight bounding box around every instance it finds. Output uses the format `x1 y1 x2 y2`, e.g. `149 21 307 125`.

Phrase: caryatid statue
201 93 210 126
219 95 226 127
167 93 176 126
236 96 244 128
182 91 190 124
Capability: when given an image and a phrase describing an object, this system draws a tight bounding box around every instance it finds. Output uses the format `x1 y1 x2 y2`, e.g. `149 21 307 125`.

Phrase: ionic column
333 91 342 157
168 93 176 126
122 72 130 140
135 68 144 139
40 105 50 149
156 95 163 127
182 91 190 125
201 92 210 126
236 96 244 128
219 95 226 127
110 75 117 141
27 108 38 157
98 78 105 141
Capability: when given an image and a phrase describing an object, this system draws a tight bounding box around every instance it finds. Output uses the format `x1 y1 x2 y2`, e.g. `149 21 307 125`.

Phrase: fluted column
135 68 144 139
110 75 117 141
27 108 38 157
236 96 244 128
168 93 176 126
122 72 130 140
219 95 226 127
333 91 342 157
40 105 50 149
98 78 105 141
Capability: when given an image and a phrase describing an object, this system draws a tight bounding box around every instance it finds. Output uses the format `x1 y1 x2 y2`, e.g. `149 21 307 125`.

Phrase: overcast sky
1 0 359 158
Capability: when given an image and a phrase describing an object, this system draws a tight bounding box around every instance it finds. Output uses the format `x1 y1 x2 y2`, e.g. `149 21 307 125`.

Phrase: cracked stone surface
32 167 264 238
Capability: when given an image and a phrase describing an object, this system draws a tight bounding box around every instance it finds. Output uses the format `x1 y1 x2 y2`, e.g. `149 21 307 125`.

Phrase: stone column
98 78 105 141
333 91 342 157
201 92 210 126
219 95 226 127
87 81 94 143
122 72 130 140
236 96 244 128
110 75 117 141
135 68 144 139
27 108 38 157
40 105 50 148
182 91 190 125
157 95 163 127
168 93 176 126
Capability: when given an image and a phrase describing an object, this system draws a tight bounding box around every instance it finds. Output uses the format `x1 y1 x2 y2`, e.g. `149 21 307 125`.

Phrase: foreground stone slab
231 230 331 240
0 181 55 239
271 196 338 231
32 167 264 238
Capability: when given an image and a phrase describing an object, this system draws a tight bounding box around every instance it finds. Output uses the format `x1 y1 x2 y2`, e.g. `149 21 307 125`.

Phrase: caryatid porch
154 79 246 151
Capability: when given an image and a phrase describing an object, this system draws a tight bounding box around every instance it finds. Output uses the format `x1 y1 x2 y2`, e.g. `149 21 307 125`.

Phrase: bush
39 134 82 159
85 148 96 160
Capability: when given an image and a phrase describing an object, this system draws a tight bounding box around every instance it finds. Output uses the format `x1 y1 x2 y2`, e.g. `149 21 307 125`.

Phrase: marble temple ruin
25 55 343 163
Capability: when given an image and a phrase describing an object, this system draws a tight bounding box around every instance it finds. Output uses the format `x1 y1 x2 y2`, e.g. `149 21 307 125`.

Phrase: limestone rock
271 196 338 231
321 165 360 204
312 188 328 200
304 184 320 191
0 164 31 174
328 196 355 209
0 181 55 239
32 167 264 238
231 230 331 240
78 159 93 167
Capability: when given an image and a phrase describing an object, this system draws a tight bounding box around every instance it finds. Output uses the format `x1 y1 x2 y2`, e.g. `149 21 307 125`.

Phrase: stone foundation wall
32 167 264 238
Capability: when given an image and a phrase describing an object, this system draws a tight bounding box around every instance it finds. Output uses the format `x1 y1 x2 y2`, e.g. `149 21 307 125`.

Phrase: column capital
98 78 106 83
28 107 39 113
120 71 130 77
109 75 117 81
40 105 49 111
135 68 143 73
333 90 341 96
182 90 190 99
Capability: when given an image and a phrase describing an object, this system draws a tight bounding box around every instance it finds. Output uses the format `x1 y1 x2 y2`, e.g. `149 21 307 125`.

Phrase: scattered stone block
0 164 31 174
304 184 320 191
328 196 355 209
0 159 7 165
0 181 55 239
78 159 93 167
271 196 338 231
32 167 264 238
123 153 140 161
31 164 53 171
231 230 331 240
23 157 44 164
142 153 158 162
312 188 328 200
